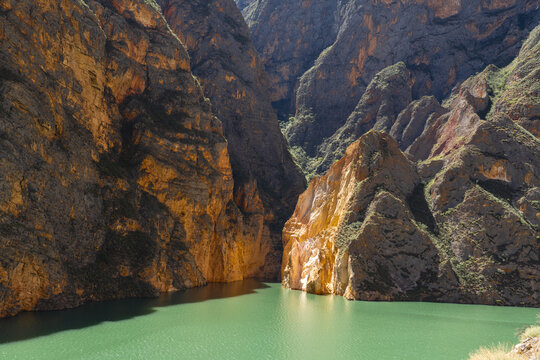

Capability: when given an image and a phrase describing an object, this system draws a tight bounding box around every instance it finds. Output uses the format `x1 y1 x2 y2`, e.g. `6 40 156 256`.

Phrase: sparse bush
468 344 521 360
519 325 540 341
469 315 540 360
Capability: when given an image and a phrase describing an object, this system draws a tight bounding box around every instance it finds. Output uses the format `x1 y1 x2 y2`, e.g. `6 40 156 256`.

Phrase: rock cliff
156 0 306 279
306 62 413 177
282 131 454 301
240 0 540 174
0 0 302 318
282 27 540 306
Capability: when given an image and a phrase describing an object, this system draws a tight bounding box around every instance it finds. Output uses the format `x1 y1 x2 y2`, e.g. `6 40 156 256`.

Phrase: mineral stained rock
240 0 540 166
0 0 302 318
282 27 540 306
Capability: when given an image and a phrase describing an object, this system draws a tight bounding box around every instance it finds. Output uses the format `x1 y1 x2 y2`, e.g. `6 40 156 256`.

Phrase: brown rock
492 25 540 137
241 0 539 160
390 96 447 151
0 0 294 318
405 65 497 161
282 131 456 301
281 28 540 305
156 0 306 279
294 62 413 176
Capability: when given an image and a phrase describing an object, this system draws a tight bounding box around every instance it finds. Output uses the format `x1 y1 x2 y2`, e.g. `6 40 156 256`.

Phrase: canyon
0 0 538 320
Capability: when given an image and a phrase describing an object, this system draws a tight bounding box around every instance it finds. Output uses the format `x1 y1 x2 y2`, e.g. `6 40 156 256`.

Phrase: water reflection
0 279 268 344
0 282 536 360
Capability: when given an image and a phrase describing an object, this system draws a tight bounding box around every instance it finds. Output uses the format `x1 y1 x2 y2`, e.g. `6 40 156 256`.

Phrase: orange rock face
0 0 295 318
157 0 306 280
282 132 448 300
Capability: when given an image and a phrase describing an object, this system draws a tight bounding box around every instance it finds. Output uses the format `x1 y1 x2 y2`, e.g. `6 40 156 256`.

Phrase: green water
0 281 537 360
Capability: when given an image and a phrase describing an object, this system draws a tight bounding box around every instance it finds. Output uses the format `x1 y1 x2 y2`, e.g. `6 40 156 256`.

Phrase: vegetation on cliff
469 317 540 360
281 25 540 306
240 0 540 172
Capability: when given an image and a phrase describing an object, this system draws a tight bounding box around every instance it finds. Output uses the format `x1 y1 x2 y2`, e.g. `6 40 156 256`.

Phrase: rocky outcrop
491 24 540 137
511 336 540 359
0 0 300 318
401 65 494 162
282 131 456 301
241 0 540 165
156 0 306 279
400 25 540 161
389 96 447 151
281 28 540 306
283 120 539 305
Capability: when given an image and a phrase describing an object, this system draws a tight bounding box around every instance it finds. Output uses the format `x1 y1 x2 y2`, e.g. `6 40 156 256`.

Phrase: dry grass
469 315 540 360
519 325 540 341
468 344 522 360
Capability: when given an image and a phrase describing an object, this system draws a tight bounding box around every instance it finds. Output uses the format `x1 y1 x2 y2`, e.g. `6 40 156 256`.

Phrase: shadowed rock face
300 62 414 176
155 0 306 280
282 27 540 306
0 0 300 318
240 0 540 160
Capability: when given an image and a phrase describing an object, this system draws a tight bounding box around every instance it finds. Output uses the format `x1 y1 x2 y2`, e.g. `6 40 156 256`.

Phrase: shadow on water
0 279 270 344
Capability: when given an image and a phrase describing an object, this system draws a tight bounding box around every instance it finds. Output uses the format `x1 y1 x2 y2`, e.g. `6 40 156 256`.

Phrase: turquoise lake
0 281 537 360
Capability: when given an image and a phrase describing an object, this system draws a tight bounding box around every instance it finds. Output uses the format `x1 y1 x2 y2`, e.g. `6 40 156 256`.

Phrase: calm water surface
0 281 537 360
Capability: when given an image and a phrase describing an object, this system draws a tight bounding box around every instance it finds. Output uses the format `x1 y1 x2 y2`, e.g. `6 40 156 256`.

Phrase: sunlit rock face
0 0 291 318
156 0 306 280
492 25 540 138
283 126 539 305
240 0 539 163
282 131 455 301
282 29 540 305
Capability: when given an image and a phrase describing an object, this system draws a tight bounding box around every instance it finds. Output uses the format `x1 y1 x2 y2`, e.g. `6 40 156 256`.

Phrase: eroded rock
241 0 539 164
282 28 540 305
282 131 457 301
0 0 297 318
